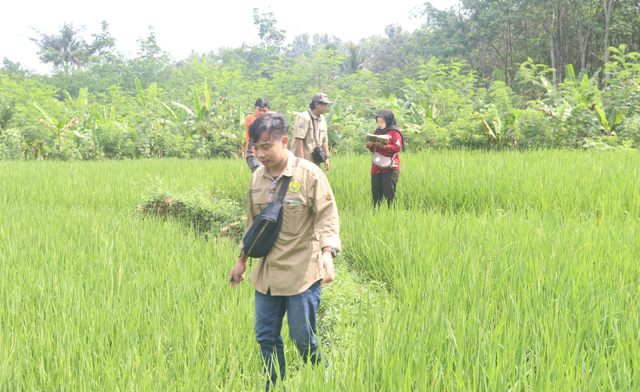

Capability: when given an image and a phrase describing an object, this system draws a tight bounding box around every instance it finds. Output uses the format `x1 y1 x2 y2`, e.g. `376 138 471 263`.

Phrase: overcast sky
1 0 458 74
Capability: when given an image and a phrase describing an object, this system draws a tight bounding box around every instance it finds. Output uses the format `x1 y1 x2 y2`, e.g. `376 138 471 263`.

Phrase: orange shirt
245 114 257 157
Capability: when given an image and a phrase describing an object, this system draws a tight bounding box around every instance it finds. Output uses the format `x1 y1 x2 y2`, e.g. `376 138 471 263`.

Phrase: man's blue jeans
254 280 324 390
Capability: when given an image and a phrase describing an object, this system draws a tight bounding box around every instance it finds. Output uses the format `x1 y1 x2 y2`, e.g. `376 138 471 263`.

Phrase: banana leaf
565 64 576 85
477 113 497 140
504 110 521 131
32 103 55 126
204 79 211 109
160 102 179 122
594 104 610 130
135 78 146 106
192 88 202 118
172 102 195 118
147 83 157 102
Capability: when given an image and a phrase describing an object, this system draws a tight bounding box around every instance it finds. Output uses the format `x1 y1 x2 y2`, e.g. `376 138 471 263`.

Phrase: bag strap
275 157 300 203
307 110 319 147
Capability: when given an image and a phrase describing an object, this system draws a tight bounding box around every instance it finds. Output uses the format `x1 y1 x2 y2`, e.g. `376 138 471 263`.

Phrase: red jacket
367 129 402 174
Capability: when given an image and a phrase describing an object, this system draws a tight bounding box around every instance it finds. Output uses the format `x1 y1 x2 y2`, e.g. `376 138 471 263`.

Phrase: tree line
0 3 639 160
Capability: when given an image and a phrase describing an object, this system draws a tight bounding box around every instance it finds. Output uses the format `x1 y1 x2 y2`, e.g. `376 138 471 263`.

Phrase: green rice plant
327 150 640 218
1 150 639 390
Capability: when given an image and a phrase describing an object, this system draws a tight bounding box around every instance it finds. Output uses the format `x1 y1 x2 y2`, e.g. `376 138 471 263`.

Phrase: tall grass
1 150 639 390
329 150 640 217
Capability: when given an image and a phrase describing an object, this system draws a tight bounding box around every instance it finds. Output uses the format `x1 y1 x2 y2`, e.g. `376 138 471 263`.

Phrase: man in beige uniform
229 113 340 392
291 92 332 171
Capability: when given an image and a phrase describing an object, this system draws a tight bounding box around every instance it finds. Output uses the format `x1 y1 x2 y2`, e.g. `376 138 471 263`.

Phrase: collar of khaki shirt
262 150 298 181
307 110 322 122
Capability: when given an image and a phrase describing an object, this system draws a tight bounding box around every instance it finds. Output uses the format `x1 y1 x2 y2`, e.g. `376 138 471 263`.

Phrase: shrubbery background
1 8 639 160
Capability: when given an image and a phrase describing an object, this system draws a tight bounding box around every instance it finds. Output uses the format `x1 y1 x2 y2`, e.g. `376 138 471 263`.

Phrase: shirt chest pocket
281 198 307 235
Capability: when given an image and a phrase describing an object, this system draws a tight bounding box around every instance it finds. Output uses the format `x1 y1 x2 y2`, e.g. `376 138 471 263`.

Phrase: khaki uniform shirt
244 151 341 296
291 110 328 164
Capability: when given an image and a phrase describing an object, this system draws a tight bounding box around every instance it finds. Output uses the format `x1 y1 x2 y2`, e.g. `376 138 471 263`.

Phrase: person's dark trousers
247 155 263 173
254 280 325 392
372 169 399 207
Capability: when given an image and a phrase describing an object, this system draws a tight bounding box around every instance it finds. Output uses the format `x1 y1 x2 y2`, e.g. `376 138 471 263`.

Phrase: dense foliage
1 2 639 160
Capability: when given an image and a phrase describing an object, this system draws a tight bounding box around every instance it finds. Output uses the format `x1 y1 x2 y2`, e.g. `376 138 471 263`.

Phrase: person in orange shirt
245 98 271 173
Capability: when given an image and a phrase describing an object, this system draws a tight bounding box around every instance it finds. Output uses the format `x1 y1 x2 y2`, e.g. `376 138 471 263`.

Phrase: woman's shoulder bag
371 146 398 170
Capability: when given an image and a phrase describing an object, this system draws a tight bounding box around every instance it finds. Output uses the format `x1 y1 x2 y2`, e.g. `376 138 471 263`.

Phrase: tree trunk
545 2 558 86
603 0 614 79
577 5 587 70
557 0 564 83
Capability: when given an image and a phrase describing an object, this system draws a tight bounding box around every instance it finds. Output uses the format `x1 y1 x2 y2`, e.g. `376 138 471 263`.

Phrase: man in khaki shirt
229 113 340 391
291 92 332 171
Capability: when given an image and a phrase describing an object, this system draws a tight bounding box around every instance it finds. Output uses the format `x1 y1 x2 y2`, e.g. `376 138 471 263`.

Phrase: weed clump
138 177 245 240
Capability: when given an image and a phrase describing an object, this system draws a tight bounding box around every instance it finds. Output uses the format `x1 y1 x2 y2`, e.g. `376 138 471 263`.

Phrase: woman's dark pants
372 169 399 207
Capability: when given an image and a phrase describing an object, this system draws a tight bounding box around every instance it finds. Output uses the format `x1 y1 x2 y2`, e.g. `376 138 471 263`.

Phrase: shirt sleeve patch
326 194 333 200
299 123 304 129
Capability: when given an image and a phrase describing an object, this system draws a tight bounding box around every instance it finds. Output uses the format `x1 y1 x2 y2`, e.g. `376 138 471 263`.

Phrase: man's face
315 102 329 115
253 131 288 168
254 106 270 118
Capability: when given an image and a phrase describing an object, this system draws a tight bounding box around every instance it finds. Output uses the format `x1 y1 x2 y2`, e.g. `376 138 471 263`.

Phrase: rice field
1 150 639 391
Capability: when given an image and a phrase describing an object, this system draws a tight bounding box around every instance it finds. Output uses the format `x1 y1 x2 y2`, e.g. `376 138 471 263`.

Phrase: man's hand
324 158 330 171
229 259 247 288
319 249 335 284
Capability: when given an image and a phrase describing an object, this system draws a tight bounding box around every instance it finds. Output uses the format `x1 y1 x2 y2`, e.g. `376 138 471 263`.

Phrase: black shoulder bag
242 160 299 258
308 111 327 163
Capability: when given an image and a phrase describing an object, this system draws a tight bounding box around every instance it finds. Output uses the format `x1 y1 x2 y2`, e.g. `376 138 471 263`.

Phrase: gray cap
311 92 332 104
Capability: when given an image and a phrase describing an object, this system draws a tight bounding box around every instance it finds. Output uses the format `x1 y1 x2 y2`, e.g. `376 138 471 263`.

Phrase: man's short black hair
255 98 271 108
248 113 288 143
309 101 320 111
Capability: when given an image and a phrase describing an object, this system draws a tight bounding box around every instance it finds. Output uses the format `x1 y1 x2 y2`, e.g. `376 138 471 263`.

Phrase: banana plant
135 79 157 107
33 102 79 152
324 95 349 147
476 109 521 151
169 79 228 140
159 101 190 141
80 104 118 157
594 103 626 136
63 88 88 112
403 87 473 126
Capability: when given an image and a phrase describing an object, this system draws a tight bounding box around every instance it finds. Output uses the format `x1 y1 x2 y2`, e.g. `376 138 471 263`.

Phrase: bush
206 133 238 159
0 128 22 160
327 113 370 154
43 137 82 161
404 119 450 150
448 111 485 148
514 109 553 149
140 177 245 239
618 115 640 148
99 124 131 159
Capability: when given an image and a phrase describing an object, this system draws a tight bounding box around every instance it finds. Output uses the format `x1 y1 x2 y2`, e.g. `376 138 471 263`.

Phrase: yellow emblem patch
289 179 302 193
326 194 333 200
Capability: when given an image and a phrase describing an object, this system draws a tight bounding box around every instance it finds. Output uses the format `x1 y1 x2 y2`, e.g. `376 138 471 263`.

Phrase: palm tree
343 41 366 74
29 23 87 70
